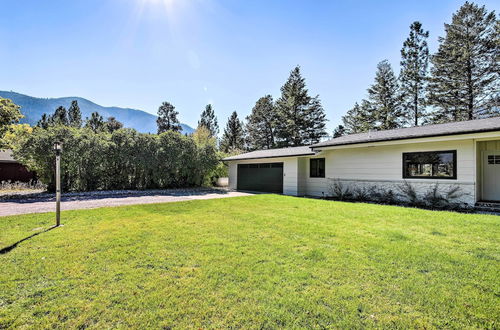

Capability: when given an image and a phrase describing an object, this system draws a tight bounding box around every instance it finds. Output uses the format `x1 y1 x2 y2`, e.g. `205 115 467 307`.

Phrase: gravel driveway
0 188 254 217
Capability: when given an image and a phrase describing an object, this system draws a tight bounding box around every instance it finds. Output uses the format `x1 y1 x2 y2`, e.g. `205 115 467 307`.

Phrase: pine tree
428 2 499 122
304 96 328 144
198 104 219 137
400 21 430 126
52 106 69 126
36 113 51 129
275 66 326 146
68 100 83 128
157 101 182 134
332 125 346 138
106 116 124 133
85 112 105 132
341 100 374 134
220 111 245 152
245 95 278 150
367 60 403 130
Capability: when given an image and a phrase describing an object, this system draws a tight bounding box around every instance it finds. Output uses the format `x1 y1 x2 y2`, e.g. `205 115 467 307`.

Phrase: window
403 150 456 179
310 158 325 178
487 155 500 165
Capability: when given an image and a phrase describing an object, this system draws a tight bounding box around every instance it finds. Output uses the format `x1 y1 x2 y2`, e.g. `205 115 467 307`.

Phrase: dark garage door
237 163 283 193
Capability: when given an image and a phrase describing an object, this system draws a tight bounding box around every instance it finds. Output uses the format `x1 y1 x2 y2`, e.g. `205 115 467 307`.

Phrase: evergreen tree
332 125 346 138
36 113 51 129
304 96 328 144
428 2 499 122
245 95 278 150
52 106 69 126
220 111 245 152
68 100 83 128
341 100 374 134
157 101 182 134
85 112 105 132
105 116 123 133
198 104 219 137
400 21 430 126
367 60 403 130
275 66 327 146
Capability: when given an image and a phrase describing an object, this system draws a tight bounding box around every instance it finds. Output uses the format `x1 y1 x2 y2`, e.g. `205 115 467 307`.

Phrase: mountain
0 91 194 134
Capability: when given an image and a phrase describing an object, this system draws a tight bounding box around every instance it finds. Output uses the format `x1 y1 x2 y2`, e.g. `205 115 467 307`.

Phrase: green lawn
1 195 499 328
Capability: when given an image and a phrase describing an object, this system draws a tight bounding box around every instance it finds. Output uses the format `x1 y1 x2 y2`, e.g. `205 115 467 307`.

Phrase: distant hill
0 91 194 134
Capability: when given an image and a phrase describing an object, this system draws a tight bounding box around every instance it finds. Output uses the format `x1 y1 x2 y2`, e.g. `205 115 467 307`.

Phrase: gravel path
0 188 253 217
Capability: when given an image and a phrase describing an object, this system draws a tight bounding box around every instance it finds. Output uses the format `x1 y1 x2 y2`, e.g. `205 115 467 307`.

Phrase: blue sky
1 0 498 132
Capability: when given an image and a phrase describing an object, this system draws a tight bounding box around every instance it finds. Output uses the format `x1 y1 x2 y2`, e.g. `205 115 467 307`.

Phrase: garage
237 163 283 193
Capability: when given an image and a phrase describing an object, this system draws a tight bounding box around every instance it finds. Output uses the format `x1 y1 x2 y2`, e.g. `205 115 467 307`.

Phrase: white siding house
224 118 500 207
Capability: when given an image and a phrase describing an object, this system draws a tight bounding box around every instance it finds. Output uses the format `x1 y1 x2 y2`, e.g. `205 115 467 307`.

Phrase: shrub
9 126 219 192
328 179 352 200
397 180 422 206
423 183 467 210
352 185 371 200
327 179 468 211
0 180 46 192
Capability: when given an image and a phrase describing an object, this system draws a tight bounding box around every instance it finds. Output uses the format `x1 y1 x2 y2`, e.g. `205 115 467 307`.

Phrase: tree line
36 101 124 133
334 2 499 137
160 65 328 152
1 99 220 191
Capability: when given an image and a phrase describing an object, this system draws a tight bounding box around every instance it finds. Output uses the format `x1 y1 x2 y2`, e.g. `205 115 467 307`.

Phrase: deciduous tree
0 97 23 141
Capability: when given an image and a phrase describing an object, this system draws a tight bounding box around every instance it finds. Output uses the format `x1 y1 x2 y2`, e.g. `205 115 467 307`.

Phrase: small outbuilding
0 150 36 183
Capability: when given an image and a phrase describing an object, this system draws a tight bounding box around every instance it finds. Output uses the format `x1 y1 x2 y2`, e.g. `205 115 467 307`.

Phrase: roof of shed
0 150 17 163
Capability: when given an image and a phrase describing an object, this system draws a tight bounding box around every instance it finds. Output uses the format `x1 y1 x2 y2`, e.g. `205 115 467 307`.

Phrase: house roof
223 146 316 161
223 118 500 161
312 117 500 149
0 150 17 163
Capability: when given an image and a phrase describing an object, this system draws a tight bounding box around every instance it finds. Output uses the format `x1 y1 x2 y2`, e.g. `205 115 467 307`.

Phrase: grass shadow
0 226 58 255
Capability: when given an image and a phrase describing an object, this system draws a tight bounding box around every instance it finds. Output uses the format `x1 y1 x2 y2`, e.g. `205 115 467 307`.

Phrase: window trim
310 158 326 178
402 150 457 180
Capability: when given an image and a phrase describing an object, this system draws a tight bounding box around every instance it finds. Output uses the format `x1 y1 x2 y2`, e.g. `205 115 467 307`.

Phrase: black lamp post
53 142 62 226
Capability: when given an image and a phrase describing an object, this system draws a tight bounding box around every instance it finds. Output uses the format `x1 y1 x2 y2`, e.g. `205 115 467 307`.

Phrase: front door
482 151 500 201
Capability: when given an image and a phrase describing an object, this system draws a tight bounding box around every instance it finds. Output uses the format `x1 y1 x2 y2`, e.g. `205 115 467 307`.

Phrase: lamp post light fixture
53 141 62 226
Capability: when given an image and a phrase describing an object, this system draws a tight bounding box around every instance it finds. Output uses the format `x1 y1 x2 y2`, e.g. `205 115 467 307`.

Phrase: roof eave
311 127 500 149
223 152 315 162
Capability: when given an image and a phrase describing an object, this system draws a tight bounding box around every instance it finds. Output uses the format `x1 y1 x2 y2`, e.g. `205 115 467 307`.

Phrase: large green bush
11 126 218 192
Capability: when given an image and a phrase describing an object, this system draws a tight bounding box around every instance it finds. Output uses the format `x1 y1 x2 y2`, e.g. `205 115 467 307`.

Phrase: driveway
0 188 253 217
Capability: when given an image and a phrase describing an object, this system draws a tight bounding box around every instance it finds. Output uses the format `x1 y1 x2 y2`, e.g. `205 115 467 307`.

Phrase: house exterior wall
227 132 500 206
304 138 477 205
228 157 299 195
476 140 500 201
